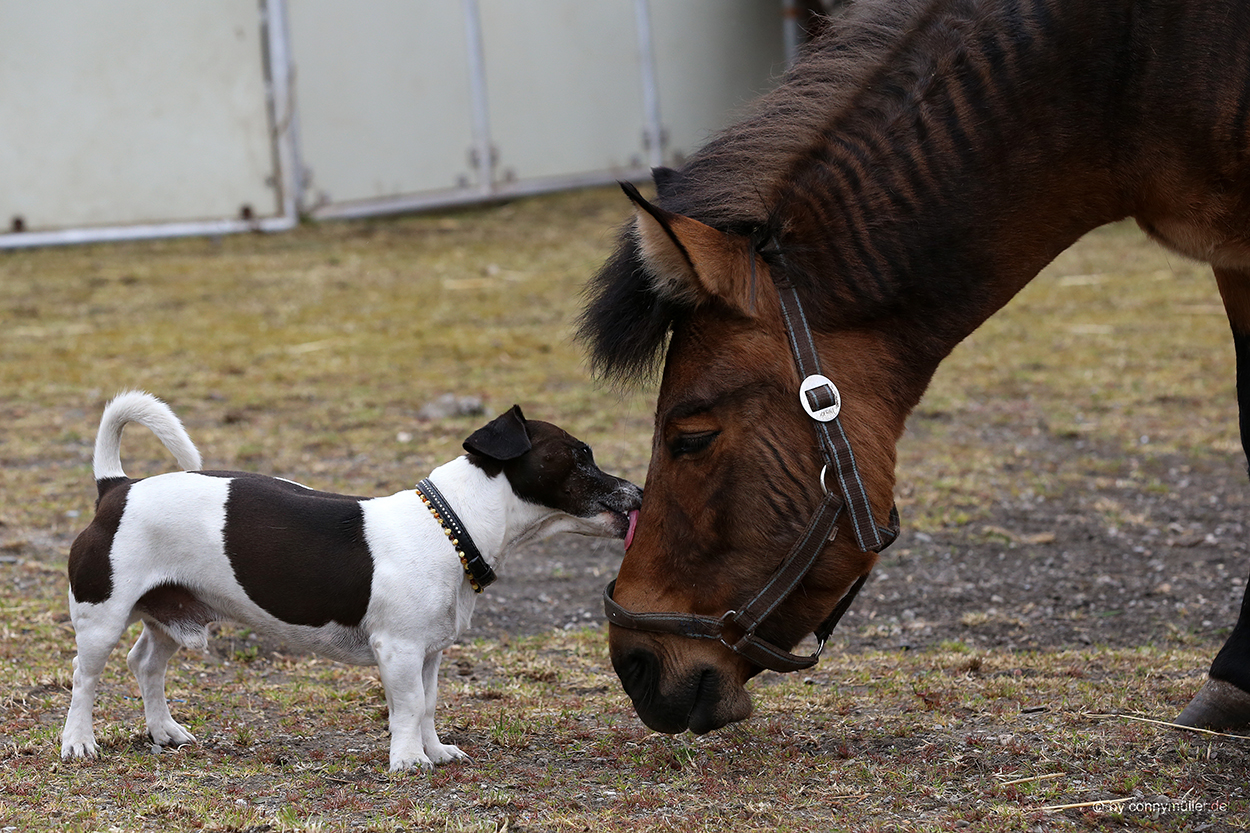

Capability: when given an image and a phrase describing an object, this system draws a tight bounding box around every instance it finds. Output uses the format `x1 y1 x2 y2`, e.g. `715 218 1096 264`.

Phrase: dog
60 391 642 771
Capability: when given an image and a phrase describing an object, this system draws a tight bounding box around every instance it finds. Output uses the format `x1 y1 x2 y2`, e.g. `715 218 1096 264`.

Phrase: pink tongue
624 509 639 550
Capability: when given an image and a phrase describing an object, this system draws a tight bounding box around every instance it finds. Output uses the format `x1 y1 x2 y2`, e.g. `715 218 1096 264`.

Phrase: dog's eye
669 431 720 459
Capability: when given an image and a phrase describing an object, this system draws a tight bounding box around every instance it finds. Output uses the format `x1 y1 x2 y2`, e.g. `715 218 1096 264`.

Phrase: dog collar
415 478 497 593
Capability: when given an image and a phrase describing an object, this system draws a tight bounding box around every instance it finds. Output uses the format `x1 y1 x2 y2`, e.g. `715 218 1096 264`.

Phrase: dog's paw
389 753 435 772
428 743 469 765
61 736 99 760
149 721 196 749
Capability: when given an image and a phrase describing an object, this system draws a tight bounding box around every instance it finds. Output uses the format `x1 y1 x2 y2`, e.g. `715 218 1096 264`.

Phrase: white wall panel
0 1 789 239
476 0 648 183
650 0 788 165
0 0 278 232
288 0 477 208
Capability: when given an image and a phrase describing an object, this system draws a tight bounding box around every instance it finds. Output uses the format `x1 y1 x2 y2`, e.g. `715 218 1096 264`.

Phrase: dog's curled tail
93 391 202 480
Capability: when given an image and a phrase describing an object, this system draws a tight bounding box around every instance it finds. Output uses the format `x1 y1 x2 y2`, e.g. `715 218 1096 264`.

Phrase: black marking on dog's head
463 405 532 475
463 410 641 533
506 421 641 521
68 479 133 604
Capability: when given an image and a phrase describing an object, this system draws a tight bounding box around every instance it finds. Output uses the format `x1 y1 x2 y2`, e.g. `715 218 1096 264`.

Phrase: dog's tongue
624 509 639 551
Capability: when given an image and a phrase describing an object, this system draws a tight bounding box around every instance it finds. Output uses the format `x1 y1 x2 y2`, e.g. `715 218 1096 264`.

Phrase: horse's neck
786 1 1142 379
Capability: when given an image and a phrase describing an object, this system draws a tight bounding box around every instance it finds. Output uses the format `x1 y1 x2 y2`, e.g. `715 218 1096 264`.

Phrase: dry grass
2 562 1246 832
1 186 1248 831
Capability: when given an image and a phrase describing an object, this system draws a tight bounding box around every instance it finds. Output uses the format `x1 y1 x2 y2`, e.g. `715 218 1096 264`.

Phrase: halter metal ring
818 466 840 541
717 609 742 652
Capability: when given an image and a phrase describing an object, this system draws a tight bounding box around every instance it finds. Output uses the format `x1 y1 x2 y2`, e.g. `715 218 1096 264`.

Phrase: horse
578 0 1250 735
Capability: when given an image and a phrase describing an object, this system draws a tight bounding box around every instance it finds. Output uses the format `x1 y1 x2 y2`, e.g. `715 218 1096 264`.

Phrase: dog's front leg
419 651 468 766
374 636 440 771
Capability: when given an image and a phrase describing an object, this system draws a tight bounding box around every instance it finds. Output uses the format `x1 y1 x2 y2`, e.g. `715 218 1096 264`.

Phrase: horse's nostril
613 648 659 705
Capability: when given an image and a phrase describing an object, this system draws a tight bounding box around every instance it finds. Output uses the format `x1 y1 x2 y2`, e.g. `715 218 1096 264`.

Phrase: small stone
417 394 485 421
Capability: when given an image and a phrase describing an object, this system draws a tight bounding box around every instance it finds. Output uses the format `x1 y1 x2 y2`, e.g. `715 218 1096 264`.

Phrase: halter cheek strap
775 277 887 552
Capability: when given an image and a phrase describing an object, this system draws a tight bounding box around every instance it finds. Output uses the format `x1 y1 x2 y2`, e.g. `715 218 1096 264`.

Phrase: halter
603 274 900 673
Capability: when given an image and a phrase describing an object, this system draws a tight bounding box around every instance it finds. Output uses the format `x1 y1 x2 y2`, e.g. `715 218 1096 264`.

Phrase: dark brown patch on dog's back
206 472 374 628
67 478 132 604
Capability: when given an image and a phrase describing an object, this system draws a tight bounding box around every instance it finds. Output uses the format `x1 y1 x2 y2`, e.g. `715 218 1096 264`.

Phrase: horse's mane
577 0 936 383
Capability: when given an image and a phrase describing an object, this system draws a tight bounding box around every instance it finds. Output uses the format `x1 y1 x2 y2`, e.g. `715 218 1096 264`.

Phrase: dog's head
463 405 641 539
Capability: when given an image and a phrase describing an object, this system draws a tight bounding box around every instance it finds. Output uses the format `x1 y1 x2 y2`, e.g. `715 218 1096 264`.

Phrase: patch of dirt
473 535 627 636
847 433 1249 656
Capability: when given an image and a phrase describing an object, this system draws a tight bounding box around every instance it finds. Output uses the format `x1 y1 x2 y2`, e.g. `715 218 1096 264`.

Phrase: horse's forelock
576 227 686 385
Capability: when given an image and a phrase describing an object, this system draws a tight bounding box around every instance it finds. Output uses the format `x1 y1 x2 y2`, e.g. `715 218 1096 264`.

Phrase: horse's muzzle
610 639 753 734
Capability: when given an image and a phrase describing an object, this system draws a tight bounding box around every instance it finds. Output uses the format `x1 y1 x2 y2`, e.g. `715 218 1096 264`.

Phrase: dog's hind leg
127 623 196 749
419 651 467 766
61 599 132 759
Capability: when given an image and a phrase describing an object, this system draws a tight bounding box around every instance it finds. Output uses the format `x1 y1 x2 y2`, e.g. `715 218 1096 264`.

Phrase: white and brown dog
60 391 641 771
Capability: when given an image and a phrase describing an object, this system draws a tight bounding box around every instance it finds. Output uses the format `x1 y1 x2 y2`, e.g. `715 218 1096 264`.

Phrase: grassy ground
1 186 1248 831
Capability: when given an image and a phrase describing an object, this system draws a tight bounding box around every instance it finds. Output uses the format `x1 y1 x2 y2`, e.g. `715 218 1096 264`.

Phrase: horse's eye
669 431 720 459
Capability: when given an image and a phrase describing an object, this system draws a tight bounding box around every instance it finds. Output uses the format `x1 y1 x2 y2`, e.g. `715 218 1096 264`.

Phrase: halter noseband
603 274 900 674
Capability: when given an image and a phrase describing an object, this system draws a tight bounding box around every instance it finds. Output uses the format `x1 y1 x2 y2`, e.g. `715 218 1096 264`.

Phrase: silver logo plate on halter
799 374 841 422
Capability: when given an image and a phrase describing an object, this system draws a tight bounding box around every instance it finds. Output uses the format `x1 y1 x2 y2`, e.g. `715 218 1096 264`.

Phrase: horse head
594 184 910 733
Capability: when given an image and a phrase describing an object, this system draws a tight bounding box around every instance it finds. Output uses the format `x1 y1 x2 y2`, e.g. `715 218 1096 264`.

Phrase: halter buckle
799 374 841 422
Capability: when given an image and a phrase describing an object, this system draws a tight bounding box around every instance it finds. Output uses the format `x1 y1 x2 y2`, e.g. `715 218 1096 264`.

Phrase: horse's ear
621 182 761 317
651 166 680 197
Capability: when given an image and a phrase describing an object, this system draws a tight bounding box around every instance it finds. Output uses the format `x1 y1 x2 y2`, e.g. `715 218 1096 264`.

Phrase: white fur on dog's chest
359 489 482 656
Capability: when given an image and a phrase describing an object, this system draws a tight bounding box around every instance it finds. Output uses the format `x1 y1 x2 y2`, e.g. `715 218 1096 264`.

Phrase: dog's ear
463 405 532 462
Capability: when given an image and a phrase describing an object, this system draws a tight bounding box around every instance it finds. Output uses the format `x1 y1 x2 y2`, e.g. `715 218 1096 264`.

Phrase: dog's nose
627 485 643 509
607 477 642 510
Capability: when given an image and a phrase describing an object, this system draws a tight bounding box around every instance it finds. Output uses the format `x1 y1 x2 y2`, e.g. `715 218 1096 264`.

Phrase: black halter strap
415 478 497 593
603 275 900 673
775 278 888 552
